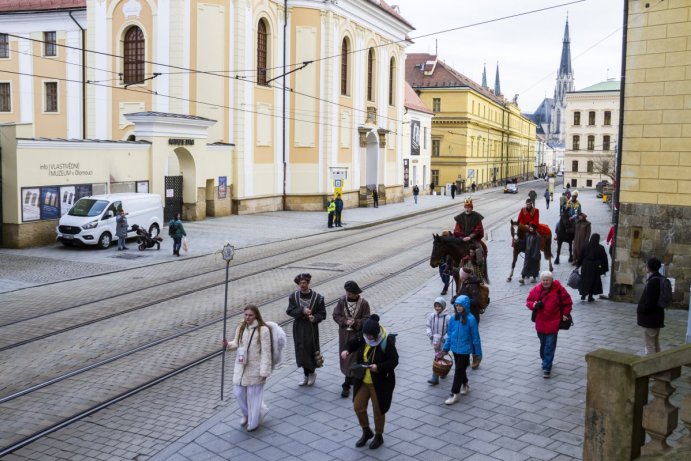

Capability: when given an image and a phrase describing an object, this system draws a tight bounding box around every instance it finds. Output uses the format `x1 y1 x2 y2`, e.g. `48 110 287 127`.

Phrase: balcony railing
583 344 691 460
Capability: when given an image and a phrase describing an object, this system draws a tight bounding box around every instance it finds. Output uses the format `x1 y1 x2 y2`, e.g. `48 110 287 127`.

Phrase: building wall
564 90 619 189
613 0 691 307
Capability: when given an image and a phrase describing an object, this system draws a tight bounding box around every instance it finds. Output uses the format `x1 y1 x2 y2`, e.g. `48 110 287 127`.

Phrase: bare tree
589 150 616 181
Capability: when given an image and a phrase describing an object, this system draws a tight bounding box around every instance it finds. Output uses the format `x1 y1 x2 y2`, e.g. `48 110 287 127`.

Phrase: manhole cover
111 253 147 260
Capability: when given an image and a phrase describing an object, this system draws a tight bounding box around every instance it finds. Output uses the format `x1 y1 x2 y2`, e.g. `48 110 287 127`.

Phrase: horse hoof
554 260 560 265
506 277 512 282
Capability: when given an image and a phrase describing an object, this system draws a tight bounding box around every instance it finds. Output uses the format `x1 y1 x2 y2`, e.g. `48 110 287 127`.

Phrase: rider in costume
517 199 540 227
565 190 582 221
453 198 487 271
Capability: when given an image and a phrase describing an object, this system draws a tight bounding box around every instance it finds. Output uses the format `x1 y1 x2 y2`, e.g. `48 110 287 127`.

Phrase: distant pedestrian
440 295 481 404
168 212 186 256
526 271 573 378
450 183 457 199
334 194 344 227
332 281 371 398
572 212 591 265
438 256 451 295
286 273 326 386
224 305 271 432
520 223 541 284
458 268 484 369
429 182 435 195
426 297 450 385
341 314 398 450
606 225 615 258
372 190 379 208
544 188 551 209
576 234 609 302
471 182 476 193
528 189 537 206
116 209 129 251
637 257 666 355
412 185 420 204
327 198 336 228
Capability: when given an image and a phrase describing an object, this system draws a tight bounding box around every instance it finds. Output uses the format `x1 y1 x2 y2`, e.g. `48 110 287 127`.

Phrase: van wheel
149 223 160 238
97 232 112 249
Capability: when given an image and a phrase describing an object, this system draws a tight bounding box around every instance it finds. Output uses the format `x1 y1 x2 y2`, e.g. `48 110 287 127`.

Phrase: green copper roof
577 80 620 92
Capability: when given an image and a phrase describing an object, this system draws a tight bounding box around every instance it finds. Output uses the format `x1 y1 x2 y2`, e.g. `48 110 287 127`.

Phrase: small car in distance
503 183 518 194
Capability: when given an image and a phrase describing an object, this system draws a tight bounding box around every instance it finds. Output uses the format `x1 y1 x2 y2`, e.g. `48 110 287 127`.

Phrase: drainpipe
68 11 86 139
282 0 287 211
610 0 628 298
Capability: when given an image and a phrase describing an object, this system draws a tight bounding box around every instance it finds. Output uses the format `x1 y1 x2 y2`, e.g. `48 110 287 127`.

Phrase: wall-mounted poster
411 120 420 156
40 186 60 220
75 184 93 201
218 176 227 199
21 187 40 222
59 186 76 216
136 181 149 193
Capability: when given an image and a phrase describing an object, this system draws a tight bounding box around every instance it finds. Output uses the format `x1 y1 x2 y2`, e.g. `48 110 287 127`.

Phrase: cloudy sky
393 0 625 113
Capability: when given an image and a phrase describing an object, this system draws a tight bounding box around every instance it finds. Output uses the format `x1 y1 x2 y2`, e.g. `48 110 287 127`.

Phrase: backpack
168 222 177 237
264 321 287 370
655 275 673 308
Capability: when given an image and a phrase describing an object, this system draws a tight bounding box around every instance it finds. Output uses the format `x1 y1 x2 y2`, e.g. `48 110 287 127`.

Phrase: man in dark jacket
334 194 344 227
637 257 665 355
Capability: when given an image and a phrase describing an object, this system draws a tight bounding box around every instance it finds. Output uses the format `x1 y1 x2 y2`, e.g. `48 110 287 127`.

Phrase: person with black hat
341 314 398 450
286 273 326 386
333 281 371 398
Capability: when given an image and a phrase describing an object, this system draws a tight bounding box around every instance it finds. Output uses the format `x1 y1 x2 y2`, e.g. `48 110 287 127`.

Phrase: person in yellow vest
327 198 336 228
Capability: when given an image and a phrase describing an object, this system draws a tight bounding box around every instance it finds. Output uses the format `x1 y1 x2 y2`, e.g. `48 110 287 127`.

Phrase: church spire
481 62 487 88
559 17 573 77
494 62 501 96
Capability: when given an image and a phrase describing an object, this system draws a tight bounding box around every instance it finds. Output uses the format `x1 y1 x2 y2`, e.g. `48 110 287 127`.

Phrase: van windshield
68 199 109 217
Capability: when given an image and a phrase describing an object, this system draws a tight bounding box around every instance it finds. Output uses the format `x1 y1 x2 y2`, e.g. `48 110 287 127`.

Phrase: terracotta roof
369 0 414 29
405 53 505 106
0 0 85 12
404 82 432 114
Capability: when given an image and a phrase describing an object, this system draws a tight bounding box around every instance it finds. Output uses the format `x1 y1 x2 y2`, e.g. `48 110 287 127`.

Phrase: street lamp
220 242 235 401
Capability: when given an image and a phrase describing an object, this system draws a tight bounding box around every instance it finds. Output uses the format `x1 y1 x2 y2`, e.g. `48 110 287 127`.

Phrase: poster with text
218 176 227 199
40 186 60 220
411 120 420 156
75 184 93 201
21 187 41 222
59 186 76 216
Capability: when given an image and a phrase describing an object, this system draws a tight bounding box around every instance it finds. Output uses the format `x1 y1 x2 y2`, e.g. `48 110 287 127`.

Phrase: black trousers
328 213 334 227
451 353 470 394
334 211 342 226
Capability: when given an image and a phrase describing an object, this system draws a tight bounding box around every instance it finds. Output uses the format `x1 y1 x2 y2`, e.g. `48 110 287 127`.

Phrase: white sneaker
298 376 308 386
445 394 459 405
460 384 470 395
307 372 317 386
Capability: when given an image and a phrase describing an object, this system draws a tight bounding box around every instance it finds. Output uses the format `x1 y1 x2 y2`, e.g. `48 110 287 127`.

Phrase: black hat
294 273 312 284
344 280 362 294
362 314 380 336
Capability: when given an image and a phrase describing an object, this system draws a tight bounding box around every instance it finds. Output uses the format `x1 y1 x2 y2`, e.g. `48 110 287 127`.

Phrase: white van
56 193 163 249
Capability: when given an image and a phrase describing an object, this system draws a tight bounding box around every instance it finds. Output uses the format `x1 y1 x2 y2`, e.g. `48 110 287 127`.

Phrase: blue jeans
173 237 182 254
414 195 418 204
538 333 558 371
117 234 126 250
438 265 450 293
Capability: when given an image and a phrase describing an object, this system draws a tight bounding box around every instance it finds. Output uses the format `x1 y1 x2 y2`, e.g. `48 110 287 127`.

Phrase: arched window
257 19 268 86
388 57 395 105
123 26 145 85
341 38 349 96
367 48 375 102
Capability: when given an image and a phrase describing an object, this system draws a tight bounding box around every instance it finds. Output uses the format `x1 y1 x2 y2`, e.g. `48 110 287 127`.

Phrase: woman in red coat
526 271 573 378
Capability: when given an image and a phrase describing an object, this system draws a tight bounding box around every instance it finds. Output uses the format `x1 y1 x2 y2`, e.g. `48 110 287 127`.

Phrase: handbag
557 289 574 330
567 269 580 289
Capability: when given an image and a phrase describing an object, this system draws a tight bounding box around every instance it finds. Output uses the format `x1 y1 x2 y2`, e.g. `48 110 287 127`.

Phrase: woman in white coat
225 305 272 431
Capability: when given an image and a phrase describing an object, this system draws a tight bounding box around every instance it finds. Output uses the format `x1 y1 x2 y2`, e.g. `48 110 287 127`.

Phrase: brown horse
430 233 474 295
507 220 554 282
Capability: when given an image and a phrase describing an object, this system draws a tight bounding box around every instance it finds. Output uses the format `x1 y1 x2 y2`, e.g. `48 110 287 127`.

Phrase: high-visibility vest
327 202 336 213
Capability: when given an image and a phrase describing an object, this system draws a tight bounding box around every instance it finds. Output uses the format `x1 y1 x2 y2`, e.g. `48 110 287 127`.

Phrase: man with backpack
458 267 489 369
637 257 671 355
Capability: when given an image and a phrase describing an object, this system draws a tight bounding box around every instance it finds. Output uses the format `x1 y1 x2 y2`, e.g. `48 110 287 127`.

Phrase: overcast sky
393 0 625 113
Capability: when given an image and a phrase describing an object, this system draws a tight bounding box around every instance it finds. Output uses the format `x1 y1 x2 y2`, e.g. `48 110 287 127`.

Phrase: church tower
549 17 574 146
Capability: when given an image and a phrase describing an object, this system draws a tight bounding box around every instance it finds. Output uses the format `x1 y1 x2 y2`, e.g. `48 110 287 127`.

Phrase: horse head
430 234 444 268
510 219 527 241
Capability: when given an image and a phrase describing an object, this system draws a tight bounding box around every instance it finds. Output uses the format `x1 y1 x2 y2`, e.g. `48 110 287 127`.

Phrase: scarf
364 326 387 347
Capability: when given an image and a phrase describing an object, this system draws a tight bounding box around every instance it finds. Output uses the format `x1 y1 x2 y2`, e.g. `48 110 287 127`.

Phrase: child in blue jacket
440 295 482 405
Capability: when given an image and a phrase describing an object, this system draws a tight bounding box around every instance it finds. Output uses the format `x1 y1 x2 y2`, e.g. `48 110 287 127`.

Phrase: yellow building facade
405 54 536 194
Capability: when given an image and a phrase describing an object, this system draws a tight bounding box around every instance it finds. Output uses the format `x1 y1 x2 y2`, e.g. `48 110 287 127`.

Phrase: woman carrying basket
438 295 482 405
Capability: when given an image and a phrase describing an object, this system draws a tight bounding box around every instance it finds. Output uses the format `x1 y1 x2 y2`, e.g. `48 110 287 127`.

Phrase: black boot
369 433 384 449
355 427 374 447
340 384 350 398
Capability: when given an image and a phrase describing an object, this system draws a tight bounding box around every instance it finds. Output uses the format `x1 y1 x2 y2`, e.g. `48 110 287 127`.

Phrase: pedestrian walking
168 212 186 256
426 297 450 385
332 281 371 398
438 256 451 295
334 194 344 227
223 305 271 432
526 271 573 378
440 295 481 405
458 268 484 369
450 183 457 199
429 182 435 195
412 185 419 204
327 198 336 228
544 188 551 209
637 257 666 355
286 273 326 386
606 224 615 258
576 233 609 302
116 208 129 251
471 182 476 193
372 189 379 208
572 212 591 265
520 223 541 284
341 314 398 450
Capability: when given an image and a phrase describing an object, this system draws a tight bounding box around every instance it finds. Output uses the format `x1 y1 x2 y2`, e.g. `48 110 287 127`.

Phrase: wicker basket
432 354 453 378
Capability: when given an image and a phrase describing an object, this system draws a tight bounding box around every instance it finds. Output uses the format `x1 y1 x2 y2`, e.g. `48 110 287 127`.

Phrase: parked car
503 183 518 194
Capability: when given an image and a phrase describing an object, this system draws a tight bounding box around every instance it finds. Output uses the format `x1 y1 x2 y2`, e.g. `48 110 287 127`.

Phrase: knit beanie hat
362 314 381 336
